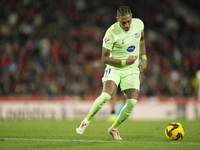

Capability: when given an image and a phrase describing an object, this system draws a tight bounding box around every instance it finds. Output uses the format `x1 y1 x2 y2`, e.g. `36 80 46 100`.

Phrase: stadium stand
0 0 199 98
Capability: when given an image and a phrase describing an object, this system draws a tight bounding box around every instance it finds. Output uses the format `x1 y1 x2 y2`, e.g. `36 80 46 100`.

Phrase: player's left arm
138 30 147 73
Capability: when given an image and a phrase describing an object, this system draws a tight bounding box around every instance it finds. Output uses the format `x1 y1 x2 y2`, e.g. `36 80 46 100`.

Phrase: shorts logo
127 45 135 52
104 38 110 43
135 32 140 38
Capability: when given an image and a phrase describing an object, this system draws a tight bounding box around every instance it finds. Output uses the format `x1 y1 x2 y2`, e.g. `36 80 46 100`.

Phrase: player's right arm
101 47 138 67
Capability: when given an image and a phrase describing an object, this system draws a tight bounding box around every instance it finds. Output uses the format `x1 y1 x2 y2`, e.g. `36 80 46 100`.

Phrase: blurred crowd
0 0 200 98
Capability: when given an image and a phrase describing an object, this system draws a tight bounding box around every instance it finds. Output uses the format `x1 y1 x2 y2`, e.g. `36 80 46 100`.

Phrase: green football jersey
102 18 144 69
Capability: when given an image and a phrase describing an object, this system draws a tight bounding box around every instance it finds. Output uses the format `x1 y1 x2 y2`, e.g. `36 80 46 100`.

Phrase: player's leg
86 80 117 121
108 71 140 140
112 89 139 128
108 89 139 140
87 67 120 121
85 67 120 122
76 80 116 134
76 67 120 135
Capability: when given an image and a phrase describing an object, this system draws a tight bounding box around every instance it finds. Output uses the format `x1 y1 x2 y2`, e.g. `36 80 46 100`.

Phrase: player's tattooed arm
102 47 137 66
139 36 146 55
139 35 147 73
101 47 121 67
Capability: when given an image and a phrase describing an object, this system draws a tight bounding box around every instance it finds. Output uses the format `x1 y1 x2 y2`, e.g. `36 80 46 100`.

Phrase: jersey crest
135 32 140 38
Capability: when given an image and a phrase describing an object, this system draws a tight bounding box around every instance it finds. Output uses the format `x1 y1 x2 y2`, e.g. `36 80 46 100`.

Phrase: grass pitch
0 120 200 150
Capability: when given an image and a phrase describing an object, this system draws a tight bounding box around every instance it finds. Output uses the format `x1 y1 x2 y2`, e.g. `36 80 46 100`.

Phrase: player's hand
138 59 147 73
126 55 138 66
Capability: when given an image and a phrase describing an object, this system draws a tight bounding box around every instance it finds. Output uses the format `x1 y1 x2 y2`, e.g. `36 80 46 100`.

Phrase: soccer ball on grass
165 122 185 140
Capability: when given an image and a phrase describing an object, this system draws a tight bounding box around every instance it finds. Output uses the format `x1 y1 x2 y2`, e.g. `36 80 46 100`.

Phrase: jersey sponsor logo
135 32 140 38
127 45 135 52
104 38 110 43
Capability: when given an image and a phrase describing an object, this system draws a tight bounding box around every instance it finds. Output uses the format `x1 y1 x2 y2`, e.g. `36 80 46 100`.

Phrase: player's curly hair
117 6 132 17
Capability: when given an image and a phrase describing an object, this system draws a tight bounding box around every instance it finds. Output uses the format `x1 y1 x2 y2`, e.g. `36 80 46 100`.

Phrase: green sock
86 112 94 121
86 92 111 121
113 99 137 128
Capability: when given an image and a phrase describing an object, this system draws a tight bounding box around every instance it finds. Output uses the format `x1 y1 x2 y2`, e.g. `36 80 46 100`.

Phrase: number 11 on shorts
105 68 111 78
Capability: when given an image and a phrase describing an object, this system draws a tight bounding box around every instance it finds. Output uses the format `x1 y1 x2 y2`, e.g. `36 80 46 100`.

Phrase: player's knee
127 99 137 111
101 92 111 104
124 89 139 100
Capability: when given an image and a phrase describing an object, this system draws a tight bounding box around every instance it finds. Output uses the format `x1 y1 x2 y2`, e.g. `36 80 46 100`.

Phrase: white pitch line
1 138 200 145
2 138 122 143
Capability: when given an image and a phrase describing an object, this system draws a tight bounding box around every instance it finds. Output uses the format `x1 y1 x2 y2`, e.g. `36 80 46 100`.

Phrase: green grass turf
0 120 200 150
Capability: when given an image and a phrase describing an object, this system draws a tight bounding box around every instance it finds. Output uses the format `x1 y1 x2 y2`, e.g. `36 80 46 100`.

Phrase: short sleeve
102 30 114 51
139 19 144 33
